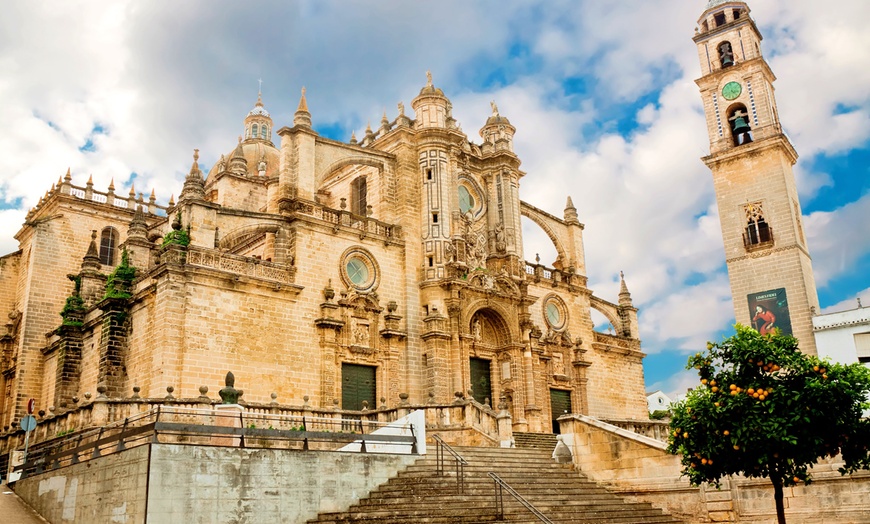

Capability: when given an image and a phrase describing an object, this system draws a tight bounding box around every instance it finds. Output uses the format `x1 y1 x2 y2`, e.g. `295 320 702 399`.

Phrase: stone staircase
513 432 558 450
307 446 685 524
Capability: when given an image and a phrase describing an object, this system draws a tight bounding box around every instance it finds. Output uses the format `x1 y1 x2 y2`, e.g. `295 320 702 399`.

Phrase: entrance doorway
550 389 572 434
342 363 376 411
469 358 492 405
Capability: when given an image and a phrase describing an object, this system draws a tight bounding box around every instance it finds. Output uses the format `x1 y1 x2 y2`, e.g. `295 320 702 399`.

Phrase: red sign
27 398 35 414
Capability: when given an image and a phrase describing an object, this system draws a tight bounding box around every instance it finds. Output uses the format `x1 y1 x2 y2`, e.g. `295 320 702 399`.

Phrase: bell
731 116 751 135
721 55 735 68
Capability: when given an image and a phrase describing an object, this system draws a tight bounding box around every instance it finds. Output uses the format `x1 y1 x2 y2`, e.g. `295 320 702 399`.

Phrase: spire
180 148 206 200
349 130 358 145
64 168 72 183
564 196 579 225
127 204 148 242
294 87 312 128
81 230 101 271
618 271 633 307
379 109 391 135
228 137 248 175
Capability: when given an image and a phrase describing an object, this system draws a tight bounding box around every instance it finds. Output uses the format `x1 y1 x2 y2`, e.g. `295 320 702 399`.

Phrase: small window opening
426 169 433 180
728 105 753 146
733 9 741 20
261 125 268 139
99 227 117 266
252 123 259 138
714 12 726 27
428 257 434 267
718 41 735 68
432 213 439 223
423 305 429 316
351 177 367 215
745 217 771 246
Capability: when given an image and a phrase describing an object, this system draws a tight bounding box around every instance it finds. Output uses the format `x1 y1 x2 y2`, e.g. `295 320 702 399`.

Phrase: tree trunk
771 473 787 524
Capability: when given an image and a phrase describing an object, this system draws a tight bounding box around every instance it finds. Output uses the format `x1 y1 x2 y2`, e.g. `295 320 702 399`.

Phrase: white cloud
0 0 868 388
822 287 870 314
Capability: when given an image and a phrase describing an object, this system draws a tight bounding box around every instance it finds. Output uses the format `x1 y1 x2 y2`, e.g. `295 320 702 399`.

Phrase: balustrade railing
9 406 417 482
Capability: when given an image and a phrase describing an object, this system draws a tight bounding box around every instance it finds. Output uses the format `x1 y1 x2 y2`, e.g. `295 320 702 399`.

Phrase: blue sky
0 1 868 399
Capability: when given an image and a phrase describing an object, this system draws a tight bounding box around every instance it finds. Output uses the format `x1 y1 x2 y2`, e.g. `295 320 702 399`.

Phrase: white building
814 302 870 367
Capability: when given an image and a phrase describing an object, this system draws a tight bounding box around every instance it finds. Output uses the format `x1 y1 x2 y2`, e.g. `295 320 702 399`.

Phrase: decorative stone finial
294 87 312 127
426 70 432 86
491 100 499 115
219 371 242 404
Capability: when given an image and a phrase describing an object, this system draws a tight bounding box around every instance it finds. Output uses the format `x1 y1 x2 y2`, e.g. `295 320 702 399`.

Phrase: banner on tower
747 288 792 336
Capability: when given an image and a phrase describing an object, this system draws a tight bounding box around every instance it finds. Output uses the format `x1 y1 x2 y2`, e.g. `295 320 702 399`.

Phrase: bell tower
694 0 819 353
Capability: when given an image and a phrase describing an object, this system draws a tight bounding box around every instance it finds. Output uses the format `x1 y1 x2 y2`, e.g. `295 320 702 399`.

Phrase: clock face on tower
722 81 742 100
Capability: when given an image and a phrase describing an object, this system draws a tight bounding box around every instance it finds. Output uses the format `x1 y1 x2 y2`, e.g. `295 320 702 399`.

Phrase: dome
247 93 271 118
205 140 280 182
705 0 732 10
485 114 511 126
418 84 445 97
248 105 270 118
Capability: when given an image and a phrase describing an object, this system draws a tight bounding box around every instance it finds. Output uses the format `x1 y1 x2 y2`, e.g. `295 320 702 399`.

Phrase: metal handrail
432 434 467 493
489 472 553 524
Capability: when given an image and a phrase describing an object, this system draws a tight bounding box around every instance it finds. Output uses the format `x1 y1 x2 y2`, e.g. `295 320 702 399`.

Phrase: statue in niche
257 156 267 177
472 318 482 342
494 221 506 253
444 240 455 262
353 321 370 346
552 352 565 376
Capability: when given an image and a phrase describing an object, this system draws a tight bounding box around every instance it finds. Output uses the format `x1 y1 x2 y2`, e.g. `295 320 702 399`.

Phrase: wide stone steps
513 432 559 450
307 446 685 524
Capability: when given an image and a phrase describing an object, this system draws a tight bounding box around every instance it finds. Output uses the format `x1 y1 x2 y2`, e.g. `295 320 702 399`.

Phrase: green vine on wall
104 248 137 300
60 274 86 326
162 211 190 247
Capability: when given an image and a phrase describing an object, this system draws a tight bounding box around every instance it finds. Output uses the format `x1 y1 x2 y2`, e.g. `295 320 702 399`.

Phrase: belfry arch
219 222 280 254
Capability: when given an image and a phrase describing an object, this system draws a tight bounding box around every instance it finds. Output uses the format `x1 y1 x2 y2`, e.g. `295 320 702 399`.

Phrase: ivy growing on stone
60 274 85 326
104 248 137 299
162 211 190 247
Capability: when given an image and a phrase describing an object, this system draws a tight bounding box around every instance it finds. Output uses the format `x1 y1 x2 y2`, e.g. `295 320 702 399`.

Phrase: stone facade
0 79 648 434
695 1 820 354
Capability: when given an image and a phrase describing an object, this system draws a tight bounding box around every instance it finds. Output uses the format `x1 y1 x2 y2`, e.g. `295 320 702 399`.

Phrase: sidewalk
0 483 48 523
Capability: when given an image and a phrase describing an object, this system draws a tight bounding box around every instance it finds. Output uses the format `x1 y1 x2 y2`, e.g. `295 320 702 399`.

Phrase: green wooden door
550 389 572 434
469 358 492 405
342 363 376 411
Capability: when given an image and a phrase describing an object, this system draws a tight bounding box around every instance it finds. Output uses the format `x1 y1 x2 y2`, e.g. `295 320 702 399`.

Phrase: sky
0 1 868 400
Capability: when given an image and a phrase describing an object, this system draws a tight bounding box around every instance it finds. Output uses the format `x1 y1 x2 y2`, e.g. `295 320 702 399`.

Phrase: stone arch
466 302 516 346
319 156 385 186
588 296 621 332
219 222 279 253
520 204 568 267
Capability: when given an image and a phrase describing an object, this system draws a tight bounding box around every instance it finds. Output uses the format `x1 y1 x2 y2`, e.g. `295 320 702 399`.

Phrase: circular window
340 248 379 292
458 186 475 214
457 177 485 219
543 295 567 331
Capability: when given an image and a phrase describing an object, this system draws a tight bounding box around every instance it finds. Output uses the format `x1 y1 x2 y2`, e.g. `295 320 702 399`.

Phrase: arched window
743 203 772 247
99 227 118 266
251 123 259 138
351 177 367 216
245 125 251 139
718 41 735 68
260 125 268 139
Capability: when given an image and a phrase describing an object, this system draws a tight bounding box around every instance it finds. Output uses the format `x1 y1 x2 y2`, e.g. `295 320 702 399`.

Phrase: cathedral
0 74 649 433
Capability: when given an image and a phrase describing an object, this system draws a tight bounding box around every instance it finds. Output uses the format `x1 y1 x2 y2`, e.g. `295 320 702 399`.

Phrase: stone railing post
91 386 110 426
496 397 514 448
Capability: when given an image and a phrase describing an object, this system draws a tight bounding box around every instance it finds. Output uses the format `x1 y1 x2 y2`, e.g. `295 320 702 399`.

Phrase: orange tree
667 325 870 524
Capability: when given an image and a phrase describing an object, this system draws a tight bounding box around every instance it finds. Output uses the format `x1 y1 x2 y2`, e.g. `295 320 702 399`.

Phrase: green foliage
650 409 670 420
668 325 870 492
60 295 85 326
56 429 74 438
104 248 137 299
161 229 190 248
